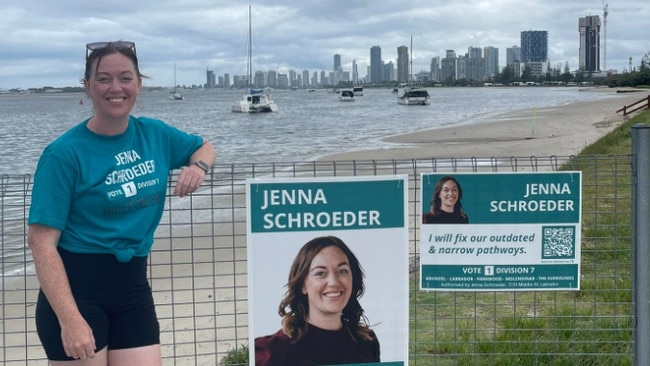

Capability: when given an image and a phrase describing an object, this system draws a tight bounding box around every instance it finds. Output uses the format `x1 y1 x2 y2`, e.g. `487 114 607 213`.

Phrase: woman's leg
108 344 162 366
49 347 108 366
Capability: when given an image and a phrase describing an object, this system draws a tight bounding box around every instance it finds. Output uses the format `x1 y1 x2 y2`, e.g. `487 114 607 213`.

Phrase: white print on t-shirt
104 149 158 198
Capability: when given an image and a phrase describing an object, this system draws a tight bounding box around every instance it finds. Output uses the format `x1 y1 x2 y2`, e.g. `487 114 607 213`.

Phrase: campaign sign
420 172 581 291
247 175 409 365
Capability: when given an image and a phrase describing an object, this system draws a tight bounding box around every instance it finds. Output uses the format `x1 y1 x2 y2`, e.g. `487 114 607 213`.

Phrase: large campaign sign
247 175 409 365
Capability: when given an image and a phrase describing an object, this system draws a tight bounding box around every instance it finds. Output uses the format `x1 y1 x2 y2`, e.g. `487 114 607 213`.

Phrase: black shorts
35 247 160 361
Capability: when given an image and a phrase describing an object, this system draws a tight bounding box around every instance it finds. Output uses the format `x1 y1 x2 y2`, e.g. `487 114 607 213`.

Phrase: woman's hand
61 315 96 360
173 164 206 197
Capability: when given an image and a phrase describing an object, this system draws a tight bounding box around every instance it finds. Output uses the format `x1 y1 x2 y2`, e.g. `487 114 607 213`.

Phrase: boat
352 86 364 96
231 6 278 113
169 63 183 100
232 89 278 113
169 89 183 101
397 88 430 105
338 89 355 102
392 88 399 94
397 36 430 106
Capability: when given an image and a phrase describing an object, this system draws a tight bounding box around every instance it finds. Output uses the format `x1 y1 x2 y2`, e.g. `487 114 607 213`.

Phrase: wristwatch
191 160 210 174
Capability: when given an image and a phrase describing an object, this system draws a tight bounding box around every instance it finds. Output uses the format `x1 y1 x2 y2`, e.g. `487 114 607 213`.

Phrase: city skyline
209 28 590 89
1 1 648 89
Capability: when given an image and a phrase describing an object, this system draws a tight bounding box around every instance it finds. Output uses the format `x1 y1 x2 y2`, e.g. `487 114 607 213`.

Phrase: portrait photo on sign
249 230 407 365
421 175 470 224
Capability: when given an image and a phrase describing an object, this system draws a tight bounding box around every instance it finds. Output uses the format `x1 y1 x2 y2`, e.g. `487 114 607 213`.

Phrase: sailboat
231 5 278 113
397 35 430 106
169 63 183 100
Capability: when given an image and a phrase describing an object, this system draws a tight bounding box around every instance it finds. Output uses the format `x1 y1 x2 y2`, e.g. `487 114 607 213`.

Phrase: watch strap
191 160 210 174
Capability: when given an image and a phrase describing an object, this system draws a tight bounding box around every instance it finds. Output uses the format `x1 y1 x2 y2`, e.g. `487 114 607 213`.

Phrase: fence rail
1 155 634 365
617 94 650 116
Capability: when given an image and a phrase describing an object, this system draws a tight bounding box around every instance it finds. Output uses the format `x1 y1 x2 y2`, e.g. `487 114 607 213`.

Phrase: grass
409 107 650 365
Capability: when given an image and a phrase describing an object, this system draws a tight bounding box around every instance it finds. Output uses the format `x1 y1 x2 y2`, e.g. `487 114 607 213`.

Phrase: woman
422 176 469 224
255 236 380 365
27 41 216 365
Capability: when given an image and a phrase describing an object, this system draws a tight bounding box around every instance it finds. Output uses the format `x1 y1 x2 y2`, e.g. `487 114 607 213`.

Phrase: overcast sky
1 0 648 89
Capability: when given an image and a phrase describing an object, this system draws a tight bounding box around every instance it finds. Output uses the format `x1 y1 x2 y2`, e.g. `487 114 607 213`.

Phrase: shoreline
318 88 647 161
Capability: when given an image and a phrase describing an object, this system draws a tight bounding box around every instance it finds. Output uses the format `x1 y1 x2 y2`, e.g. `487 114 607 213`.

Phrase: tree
521 65 533 82
498 65 514 85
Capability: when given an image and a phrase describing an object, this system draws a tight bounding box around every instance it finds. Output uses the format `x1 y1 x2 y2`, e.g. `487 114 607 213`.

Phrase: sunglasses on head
85 41 136 60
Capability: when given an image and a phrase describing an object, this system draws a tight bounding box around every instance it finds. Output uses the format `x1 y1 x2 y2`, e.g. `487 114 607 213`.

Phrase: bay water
0 87 618 175
0 86 618 277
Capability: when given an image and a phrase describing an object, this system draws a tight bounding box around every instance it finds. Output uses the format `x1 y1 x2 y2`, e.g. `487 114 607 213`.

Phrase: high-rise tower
579 15 601 72
333 54 342 71
483 46 499 79
396 45 409 83
520 30 548 62
520 30 548 76
506 46 521 67
370 46 383 83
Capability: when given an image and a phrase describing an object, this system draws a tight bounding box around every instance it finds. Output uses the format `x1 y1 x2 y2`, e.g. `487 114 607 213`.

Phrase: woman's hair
278 235 374 343
83 42 145 82
430 176 467 218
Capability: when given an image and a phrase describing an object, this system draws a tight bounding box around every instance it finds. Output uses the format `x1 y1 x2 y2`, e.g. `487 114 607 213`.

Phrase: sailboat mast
247 5 252 90
409 35 413 86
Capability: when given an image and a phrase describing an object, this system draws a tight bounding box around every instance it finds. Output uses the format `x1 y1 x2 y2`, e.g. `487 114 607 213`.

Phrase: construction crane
601 0 608 71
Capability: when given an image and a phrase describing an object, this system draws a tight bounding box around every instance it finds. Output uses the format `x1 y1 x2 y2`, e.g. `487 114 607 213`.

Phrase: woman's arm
27 224 96 360
174 139 217 197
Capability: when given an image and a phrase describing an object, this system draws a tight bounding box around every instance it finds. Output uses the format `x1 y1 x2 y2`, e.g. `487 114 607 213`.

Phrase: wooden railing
617 95 650 116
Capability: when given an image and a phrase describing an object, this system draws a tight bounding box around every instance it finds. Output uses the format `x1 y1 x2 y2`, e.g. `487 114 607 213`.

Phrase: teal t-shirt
28 116 203 262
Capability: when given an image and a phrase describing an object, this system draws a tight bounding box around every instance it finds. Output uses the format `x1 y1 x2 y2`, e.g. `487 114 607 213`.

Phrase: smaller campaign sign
419 172 581 291
247 175 409 365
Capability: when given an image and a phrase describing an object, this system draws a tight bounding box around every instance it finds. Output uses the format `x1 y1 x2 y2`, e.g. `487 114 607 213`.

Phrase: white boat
231 6 278 113
232 89 278 112
338 89 355 102
397 88 430 105
352 86 364 96
169 89 183 100
398 35 430 106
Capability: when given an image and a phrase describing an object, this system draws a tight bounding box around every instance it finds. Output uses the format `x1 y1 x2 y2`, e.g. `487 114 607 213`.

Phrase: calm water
0 87 618 276
0 87 618 175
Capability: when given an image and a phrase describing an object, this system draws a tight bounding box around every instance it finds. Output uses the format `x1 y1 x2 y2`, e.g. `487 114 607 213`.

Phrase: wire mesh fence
0 155 634 365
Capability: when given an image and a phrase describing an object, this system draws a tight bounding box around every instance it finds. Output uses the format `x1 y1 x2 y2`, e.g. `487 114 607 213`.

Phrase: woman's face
438 179 460 212
85 53 141 122
302 246 353 325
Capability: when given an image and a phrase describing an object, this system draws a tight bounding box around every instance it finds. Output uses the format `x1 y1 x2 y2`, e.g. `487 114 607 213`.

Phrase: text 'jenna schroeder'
259 188 382 229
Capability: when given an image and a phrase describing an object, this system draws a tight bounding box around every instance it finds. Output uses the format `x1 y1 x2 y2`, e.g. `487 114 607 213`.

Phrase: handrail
617 95 650 116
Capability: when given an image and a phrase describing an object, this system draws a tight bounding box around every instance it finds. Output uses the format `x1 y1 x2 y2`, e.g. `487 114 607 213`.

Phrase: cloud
1 0 648 89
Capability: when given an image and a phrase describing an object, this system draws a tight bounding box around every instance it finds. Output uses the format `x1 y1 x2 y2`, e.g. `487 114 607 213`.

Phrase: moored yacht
397 88 430 105
232 89 278 112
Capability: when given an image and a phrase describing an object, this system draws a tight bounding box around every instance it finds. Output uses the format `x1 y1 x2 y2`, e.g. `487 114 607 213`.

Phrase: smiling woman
254 235 380 366
26 40 215 366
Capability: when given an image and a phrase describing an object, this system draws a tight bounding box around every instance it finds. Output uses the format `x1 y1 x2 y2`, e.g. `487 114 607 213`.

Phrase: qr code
541 226 576 259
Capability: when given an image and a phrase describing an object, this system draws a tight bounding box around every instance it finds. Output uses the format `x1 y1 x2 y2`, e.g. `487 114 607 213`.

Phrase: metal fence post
632 123 650 366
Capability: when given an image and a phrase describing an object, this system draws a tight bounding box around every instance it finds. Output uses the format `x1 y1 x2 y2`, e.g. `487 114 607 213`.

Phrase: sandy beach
320 88 648 161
